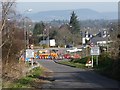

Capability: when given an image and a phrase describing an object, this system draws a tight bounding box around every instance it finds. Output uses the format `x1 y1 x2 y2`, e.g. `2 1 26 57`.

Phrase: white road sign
90 46 100 55
50 39 56 46
26 49 34 58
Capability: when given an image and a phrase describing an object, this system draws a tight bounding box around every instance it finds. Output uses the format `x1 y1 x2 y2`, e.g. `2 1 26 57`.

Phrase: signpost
26 49 34 66
90 46 100 67
26 49 34 58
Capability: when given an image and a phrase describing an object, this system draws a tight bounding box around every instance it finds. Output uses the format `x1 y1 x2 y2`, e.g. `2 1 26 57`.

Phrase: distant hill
27 9 117 21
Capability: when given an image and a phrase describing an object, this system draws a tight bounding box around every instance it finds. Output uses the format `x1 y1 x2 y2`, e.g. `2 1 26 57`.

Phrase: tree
108 22 119 58
117 23 120 57
69 11 82 45
33 22 45 45
49 29 58 39
1 0 17 65
110 22 120 80
0 0 16 48
1 0 31 83
69 11 80 33
33 22 45 36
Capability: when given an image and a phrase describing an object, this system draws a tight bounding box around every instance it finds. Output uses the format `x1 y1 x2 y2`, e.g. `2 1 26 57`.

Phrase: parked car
73 54 81 59
67 47 82 53
63 54 71 59
66 44 73 48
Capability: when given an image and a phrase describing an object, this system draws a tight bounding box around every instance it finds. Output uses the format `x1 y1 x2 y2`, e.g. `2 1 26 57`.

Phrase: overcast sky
16 2 118 13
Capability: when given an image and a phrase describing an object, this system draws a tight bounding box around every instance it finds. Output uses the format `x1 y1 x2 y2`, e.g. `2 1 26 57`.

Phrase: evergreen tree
33 22 45 44
33 22 45 35
69 11 80 33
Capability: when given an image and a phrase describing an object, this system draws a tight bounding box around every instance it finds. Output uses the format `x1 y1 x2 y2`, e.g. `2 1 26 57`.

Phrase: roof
39 40 49 45
90 37 108 44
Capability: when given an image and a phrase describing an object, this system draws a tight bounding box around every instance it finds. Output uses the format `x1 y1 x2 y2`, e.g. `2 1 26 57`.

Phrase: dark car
66 45 73 48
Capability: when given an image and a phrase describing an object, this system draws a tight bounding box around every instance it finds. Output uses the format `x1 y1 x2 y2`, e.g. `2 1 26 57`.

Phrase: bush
94 53 112 73
95 53 120 81
98 54 113 68
70 56 89 64
112 59 120 80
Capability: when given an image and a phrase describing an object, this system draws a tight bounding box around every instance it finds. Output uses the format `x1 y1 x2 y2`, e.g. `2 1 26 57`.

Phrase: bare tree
0 0 15 48
0 0 16 66
108 22 120 59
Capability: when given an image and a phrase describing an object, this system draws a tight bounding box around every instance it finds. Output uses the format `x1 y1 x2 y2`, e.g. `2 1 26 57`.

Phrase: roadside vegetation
94 53 120 81
1 1 35 88
3 67 43 88
58 57 89 69
58 60 86 69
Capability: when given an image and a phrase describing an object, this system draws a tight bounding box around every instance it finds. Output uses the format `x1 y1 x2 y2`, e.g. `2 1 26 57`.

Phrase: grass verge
5 67 43 88
57 60 86 69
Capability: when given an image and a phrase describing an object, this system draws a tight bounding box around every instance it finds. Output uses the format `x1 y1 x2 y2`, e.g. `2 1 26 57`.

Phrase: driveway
37 60 120 89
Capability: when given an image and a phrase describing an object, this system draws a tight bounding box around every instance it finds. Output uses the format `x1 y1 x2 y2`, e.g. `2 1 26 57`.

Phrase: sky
17 0 119 2
16 2 118 14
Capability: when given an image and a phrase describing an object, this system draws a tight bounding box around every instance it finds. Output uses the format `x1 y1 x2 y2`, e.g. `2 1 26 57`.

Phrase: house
82 28 112 46
90 37 111 46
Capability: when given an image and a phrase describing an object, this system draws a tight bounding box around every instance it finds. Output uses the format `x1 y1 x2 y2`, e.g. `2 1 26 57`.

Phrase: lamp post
42 28 46 49
69 25 73 45
23 9 32 50
25 24 31 49
22 9 32 63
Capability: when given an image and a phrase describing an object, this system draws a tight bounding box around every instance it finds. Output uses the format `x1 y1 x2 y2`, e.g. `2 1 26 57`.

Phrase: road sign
50 39 56 46
26 49 34 58
90 42 94 47
90 46 100 55
85 60 92 67
30 44 34 49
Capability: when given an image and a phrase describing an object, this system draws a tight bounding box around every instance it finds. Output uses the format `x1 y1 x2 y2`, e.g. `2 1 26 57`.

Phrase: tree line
33 11 81 46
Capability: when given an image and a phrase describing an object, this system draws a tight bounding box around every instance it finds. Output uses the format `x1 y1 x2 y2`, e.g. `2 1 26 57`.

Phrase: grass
58 60 86 69
58 56 114 70
8 67 43 88
57 56 91 69
70 57 88 64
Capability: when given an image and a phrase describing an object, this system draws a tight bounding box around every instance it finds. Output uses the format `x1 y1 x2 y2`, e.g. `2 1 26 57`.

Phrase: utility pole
43 29 46 49
48 26 51 48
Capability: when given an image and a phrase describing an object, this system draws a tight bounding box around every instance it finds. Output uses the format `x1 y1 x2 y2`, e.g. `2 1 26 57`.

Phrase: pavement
37 59 120 89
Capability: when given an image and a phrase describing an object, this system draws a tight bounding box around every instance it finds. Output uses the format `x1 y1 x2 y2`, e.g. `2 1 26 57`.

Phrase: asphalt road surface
37 59 120 90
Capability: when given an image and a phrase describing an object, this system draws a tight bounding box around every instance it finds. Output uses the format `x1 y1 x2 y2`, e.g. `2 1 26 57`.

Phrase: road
37 60 120 89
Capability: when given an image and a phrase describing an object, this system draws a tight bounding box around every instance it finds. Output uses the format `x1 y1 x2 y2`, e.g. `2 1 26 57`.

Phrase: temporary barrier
38 53 58 59
34 50 59 60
